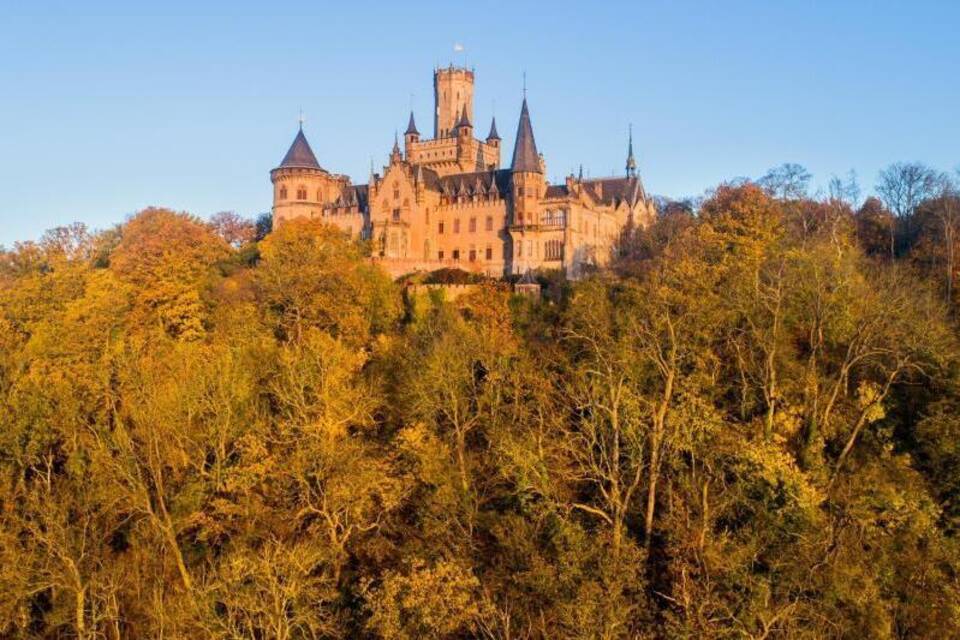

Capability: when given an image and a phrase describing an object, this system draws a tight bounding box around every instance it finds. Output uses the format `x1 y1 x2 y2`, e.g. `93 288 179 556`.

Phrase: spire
405 110 419 136
456 104 472 129
626 124 637 178
486 116 500 141
390 131 402 164
278 127 321 169
511 98 540 173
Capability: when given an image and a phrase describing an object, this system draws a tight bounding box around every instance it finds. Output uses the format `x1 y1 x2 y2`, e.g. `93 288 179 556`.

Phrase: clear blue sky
1 1 958 246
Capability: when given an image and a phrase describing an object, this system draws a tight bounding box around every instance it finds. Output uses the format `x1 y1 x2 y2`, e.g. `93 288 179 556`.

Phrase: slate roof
511 98 540 173
278 127 322 170
582 176 647 207
487 117 500 140
405 111 419 136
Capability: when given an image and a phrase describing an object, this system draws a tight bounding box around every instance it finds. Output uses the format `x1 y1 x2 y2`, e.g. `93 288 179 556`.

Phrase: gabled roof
278 127 322 169
511 98 540 173
434 169 512 196
582 176 647 208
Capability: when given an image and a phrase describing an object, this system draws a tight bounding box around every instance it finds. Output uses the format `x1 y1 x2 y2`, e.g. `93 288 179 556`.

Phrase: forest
2 162 960 639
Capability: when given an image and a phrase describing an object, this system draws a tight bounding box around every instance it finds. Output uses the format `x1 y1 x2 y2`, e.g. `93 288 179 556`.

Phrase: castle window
545 240 563 260
485 216 493 231
485 246 492 260
454 219 460 233
438 250 444 260
296 186 307 200
469 248 476 262
453 249 460 261
439 220 445 234
392 208 400 223
469 217 476 233
279 186 287 200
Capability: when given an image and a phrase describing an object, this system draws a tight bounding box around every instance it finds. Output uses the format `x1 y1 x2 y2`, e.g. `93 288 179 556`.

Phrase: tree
875 162 941 258
758 163 812 200
209 210 256 248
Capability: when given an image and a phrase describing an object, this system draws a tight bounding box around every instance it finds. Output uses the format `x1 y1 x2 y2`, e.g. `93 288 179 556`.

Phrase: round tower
270 126 332 225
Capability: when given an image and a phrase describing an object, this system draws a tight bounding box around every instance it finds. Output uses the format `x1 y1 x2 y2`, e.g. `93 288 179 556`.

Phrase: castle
270 66 655 279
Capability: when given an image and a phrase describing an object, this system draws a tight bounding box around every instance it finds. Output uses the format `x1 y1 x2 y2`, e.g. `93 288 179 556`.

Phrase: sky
1 0 958 246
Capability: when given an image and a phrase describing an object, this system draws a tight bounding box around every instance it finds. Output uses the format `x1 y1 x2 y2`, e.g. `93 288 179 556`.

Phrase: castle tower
434 65 474 138
270 125 330 225
510 97 544 226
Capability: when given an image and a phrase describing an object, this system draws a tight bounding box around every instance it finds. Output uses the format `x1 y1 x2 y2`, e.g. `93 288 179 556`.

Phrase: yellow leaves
365 559 483 640
257 218 401 342
856 381 888 424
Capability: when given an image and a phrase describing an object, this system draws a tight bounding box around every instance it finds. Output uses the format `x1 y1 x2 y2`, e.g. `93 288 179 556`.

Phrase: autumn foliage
2 187 960 638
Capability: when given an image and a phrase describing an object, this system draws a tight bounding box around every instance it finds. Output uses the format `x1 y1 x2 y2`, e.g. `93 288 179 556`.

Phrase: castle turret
390 131 402 165
405 110 420 142
434 65 474 138
270 125 332 225
510 97 543 226
456 104 472 138
486 116 501 147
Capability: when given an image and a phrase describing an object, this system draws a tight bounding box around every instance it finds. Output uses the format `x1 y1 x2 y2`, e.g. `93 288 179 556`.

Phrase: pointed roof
487 116 500 140
626 124 637 177
405 111 419 136
278 127 321 169
511 98 541 173
456 104 472 128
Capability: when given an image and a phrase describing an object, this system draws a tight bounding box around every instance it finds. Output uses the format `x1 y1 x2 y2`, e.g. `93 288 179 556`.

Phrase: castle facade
270 66 655 278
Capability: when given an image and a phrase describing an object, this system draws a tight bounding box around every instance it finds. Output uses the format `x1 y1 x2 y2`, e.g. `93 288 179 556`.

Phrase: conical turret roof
511 98 540 173
405 111 419 136
487 116 500 140
278 127 321 169
456 104 472 128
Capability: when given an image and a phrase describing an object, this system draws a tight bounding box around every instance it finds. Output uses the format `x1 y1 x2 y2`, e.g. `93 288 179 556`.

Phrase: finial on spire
298 107 304 130
522 71 527 98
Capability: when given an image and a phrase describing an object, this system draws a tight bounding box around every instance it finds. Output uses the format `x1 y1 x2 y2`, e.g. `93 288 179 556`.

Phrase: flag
453 43 464 53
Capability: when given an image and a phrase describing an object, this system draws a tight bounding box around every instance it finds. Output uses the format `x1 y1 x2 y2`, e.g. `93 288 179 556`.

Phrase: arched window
279 186 288 200
296 185 307 200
